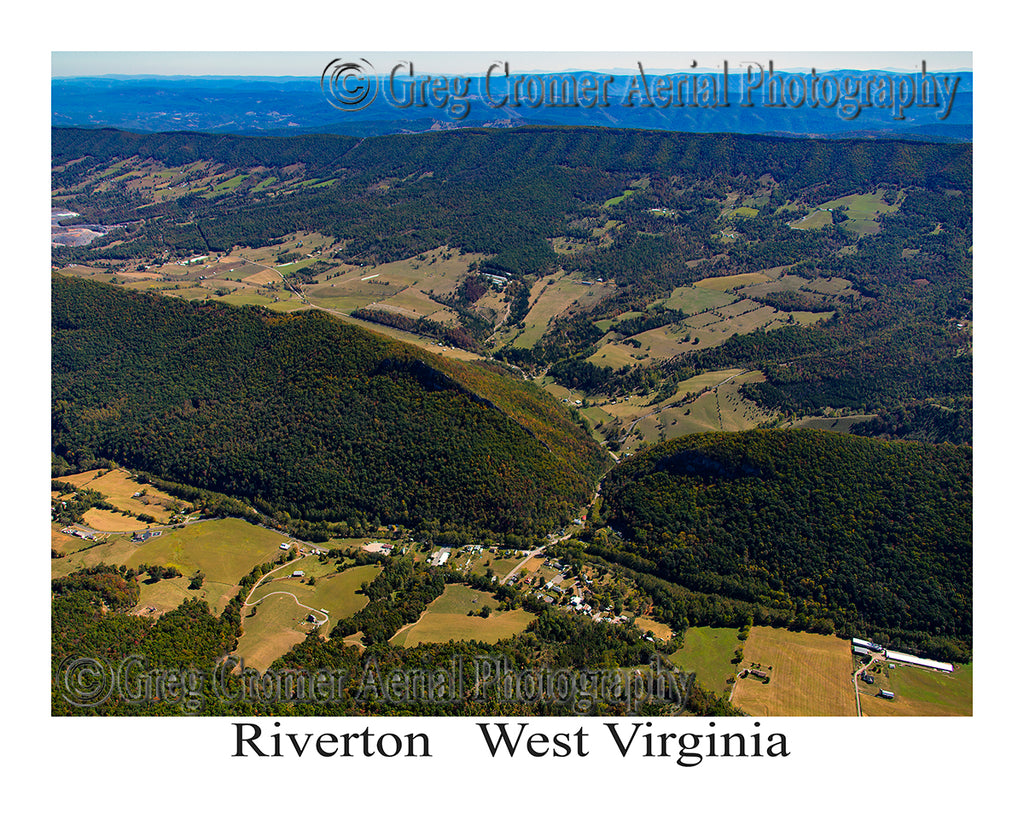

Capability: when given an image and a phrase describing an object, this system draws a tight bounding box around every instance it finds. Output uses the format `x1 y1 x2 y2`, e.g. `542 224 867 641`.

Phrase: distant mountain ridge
52 69 972 141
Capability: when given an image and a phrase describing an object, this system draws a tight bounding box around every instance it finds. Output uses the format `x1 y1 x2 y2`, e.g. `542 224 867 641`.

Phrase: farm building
279 543 291 550
863 674 875 685
884 649 953 674
851 637 883 651
878 689 896 700
292 570 304 577
852 646 871 658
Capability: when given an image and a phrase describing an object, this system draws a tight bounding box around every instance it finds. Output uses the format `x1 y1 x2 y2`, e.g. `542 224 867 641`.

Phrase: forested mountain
51 126 970 271
599 430 971 651
52 275 607 539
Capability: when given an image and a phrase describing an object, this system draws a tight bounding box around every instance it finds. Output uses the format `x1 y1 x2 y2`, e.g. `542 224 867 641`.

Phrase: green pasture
667 626 742 694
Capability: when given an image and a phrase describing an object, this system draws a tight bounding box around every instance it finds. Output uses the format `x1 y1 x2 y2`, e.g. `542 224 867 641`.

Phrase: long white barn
884 649 953 673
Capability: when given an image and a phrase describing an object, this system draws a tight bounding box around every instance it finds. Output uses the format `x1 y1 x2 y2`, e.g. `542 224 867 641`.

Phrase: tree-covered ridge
600 430 970 645
51 126 970 272
52 275 606 538
52 126 971 192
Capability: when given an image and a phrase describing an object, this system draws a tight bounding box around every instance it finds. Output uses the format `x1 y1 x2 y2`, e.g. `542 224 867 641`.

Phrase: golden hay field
731 627 857 717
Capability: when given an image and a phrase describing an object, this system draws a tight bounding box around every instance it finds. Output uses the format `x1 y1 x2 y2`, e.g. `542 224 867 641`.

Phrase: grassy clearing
596 299 804 359
81 509 150 531
731 627 857 717
52 518 288 606
51 524 92 557
586 342 645 369
790 210 833 230
235 562 383 670
693 272 772 291
634 617 673 641
662 285 737 313
216 292 281 309
818 190 904 236
511 272 613 349
59 468 184 524
603 188 639 207
253 560 382 618
234 594 314 672
667 626 741 694
137 575 238 618
784 414 876 433
642 370 775 443
390 584 535 647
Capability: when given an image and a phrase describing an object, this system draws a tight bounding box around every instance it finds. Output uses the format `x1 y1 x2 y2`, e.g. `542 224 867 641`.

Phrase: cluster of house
279 541 328 559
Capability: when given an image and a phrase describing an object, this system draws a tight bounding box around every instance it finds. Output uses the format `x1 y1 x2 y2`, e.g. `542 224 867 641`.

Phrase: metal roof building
852 637 883 651
884 649 953 673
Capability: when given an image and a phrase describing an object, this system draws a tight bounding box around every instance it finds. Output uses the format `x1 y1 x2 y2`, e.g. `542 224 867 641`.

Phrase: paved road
500 547 546 585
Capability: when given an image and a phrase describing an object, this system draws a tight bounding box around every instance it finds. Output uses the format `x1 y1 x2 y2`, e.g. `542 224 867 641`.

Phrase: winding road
242 557 330 630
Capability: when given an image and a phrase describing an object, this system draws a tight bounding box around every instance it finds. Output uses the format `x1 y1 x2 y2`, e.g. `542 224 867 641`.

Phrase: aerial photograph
49 49 974 727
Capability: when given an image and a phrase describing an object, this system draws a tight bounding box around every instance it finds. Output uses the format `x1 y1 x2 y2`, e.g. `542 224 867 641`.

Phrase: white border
13 2 1017 815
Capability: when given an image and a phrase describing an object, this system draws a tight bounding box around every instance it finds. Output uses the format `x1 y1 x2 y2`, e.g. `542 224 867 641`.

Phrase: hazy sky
52 51 972 78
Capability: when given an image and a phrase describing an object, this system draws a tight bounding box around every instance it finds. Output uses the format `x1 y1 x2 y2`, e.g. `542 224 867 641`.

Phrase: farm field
633 616 673 642
586 266 833 366
595 368 774 452
51 517 289 615
790 209 833 230
389 584 536 647
660 284 737 313
789 190 903 236
692 271 772 291
731 627 858 717
736 273 860 303
858 662 972 716
784 414 877 433
80 508 150 532
505 270 614 350
667 627 741 695
56 467 184 524
460 549 526 580
234 594 316 672
236 561 382 670
818 190 904 236
51 523 93 556
250 559 382 620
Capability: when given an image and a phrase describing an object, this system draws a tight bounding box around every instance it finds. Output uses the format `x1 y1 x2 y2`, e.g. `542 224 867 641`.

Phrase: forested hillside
52 275 607 539
599 430 971 653
52 126 972 449
52 126 970 273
